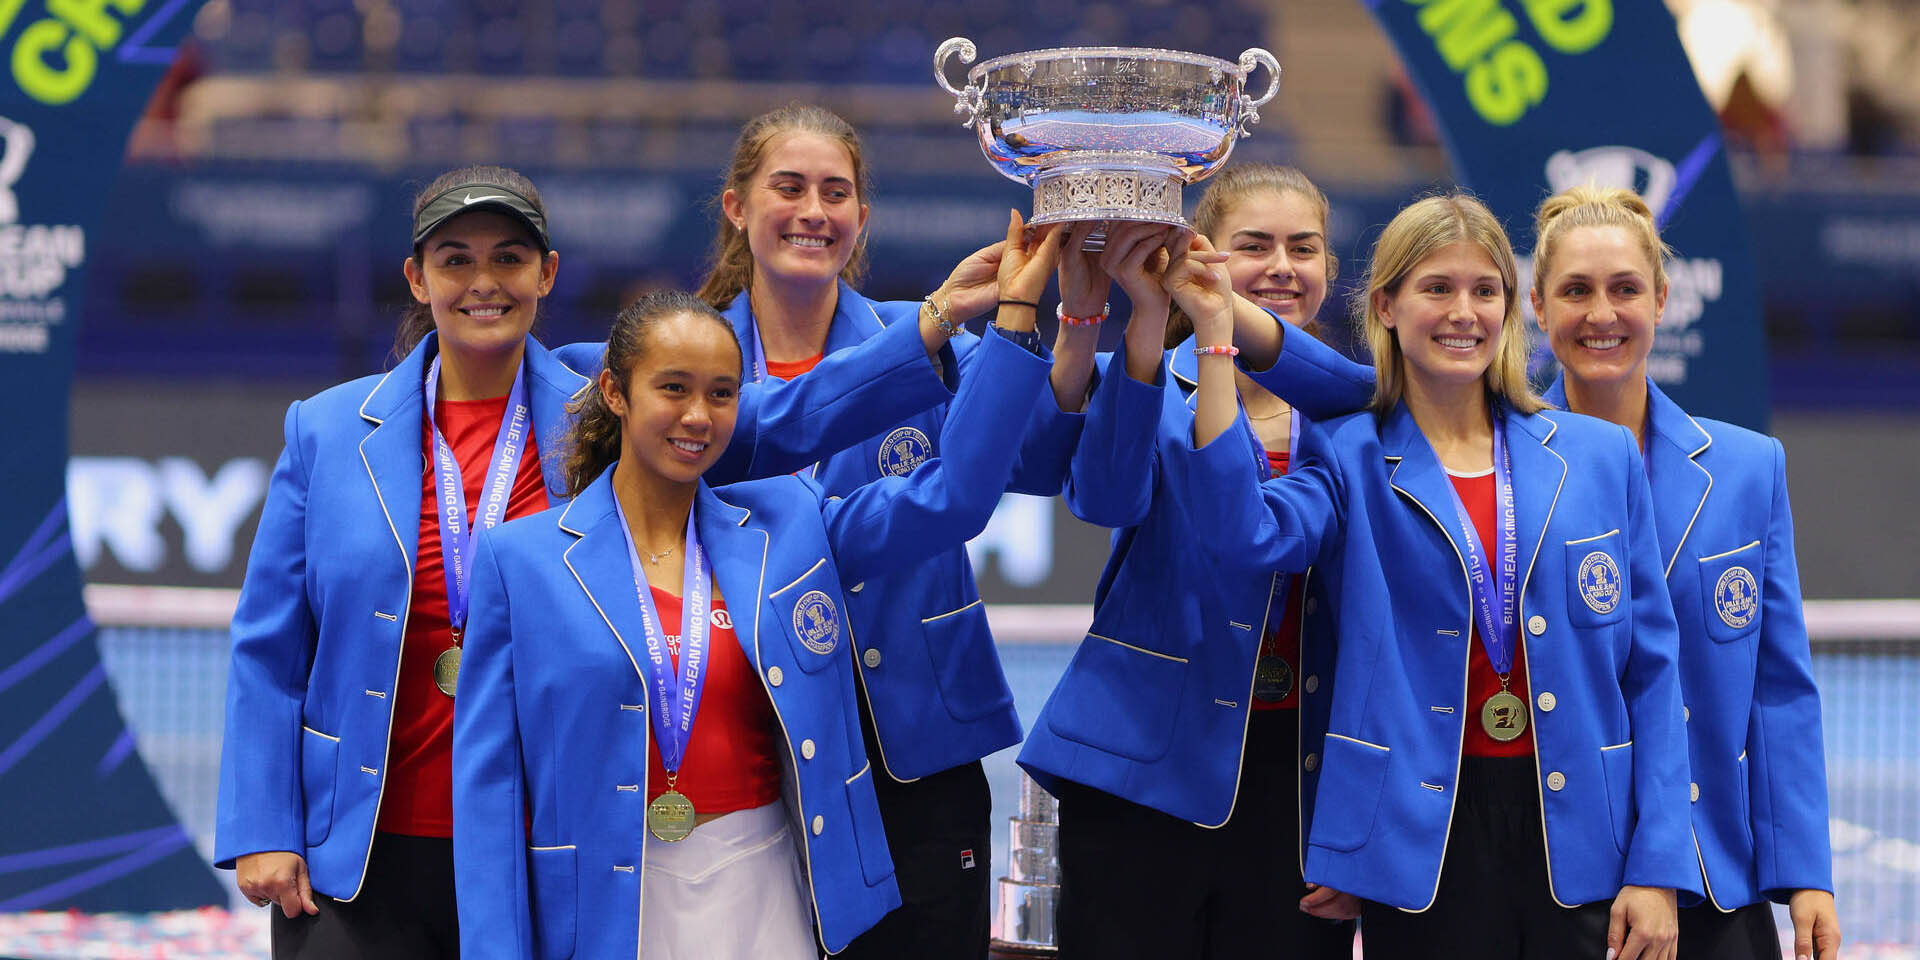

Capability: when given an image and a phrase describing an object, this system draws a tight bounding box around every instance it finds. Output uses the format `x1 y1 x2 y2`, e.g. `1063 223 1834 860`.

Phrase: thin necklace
639 544 676 565
1248 404 1292 421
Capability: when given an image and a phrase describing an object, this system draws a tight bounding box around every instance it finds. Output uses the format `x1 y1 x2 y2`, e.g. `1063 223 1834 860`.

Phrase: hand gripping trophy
934 37 1280 247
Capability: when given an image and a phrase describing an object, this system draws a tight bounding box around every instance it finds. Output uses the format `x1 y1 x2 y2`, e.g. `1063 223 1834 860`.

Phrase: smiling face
1378 240 1509 392
1533 224 1665 392
1212 189 1330 328
602 311 742 487
721 131 869 294
404 210 558 357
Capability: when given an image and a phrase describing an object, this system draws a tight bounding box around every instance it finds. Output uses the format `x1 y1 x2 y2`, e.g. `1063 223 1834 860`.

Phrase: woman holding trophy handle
1017 165 1372 958
1175 193 1697 959
1530 186 1839 960
451 221 1061 957
215 163 985 958
696 102 1095 958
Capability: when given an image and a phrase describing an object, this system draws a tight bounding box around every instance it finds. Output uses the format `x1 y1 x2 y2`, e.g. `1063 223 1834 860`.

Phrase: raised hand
1100 222 1179 319
1056 221 1110 320
997 209 1065 320
937 240 1005 323
1163 232 1234 346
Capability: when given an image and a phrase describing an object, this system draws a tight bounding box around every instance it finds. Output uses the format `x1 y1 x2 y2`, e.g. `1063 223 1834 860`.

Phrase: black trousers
1360 757 1611 960
1055 709 1357 960
271 833 458 960
835 758 993 960
1679 901 1781 959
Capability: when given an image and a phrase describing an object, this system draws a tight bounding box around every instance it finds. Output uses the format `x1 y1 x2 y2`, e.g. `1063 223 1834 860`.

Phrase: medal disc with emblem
1480 690 1528 742
647 789 697 842
434 646 461 697
1253 656 1294 703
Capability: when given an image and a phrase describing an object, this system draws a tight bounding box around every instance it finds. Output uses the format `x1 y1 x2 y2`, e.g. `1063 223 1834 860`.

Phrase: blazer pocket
921 599 1015 723
1046 634 1188 763
300 726 340 847
1600 741 1634 856
770 558 847 674
1695 541 1763 643
1564 530 1628 627
844 764 896 887
1311 734 1391 852
527 844 577 960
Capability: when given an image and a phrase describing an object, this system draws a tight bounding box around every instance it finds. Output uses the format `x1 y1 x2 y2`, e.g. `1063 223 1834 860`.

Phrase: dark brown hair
395 165 550 361
561 291 744 496
694 103 872 310
1166 163 1339 349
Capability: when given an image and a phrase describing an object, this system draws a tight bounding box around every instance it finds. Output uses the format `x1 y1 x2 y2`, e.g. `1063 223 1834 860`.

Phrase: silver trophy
934 38 1281 230
990 774 1061 956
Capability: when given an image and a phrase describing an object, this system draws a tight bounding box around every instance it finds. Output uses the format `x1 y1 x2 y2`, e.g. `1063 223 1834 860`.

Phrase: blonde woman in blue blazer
1530 186 1838 960
215 165 989 958
1177 194 1697 960
452 231 1059 959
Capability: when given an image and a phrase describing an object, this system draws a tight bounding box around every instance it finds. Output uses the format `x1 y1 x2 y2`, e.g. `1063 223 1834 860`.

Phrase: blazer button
863 648 883 668
1683 706 1691 722
1304 675 1320 695
850 582 865 593
1536 691 1556 712
1690 782 1701 803
767 666 785 687
811 815 825 836
1303 753 1320 772
801 739 816 760
1546 771 1566 792
1527 615 1547 636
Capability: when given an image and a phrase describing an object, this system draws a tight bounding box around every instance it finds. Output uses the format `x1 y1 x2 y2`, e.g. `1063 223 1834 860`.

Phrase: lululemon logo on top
1715 566 1759 629
711 609 733 631
1578 550 1622 615
793 590 840 655
878 426 932 478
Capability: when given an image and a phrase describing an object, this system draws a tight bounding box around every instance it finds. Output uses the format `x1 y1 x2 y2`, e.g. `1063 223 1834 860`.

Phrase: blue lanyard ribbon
424 355 530 642
612 489 712 778
1442 414 1519 675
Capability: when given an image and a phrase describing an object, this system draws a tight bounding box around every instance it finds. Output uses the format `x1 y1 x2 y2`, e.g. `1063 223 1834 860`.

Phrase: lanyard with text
1442 413 1526 742
612 489 712 841
424 356 529 676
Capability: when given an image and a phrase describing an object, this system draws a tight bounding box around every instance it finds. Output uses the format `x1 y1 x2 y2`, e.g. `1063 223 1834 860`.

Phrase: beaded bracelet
1056 302 1109 326
922 294 961 338
998 298 1040 310
1193 344 1240 357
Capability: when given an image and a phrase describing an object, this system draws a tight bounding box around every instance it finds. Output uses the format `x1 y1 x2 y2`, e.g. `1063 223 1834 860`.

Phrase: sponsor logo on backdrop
66 457 269 575
0 117 84 355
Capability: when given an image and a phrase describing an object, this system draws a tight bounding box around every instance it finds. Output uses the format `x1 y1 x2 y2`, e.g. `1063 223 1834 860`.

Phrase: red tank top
1449 470 1533 758
381 395 551 837
644 587 782 814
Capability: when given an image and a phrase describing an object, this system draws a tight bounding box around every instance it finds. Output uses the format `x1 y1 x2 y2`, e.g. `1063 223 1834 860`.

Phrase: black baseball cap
411 180 551 252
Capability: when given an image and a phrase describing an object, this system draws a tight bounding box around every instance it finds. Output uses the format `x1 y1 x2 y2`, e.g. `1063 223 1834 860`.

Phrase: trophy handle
935 37 984 128
1235 48 1282 137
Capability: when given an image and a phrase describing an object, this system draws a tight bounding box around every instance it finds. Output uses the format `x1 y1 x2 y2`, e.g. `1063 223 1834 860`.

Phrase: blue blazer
1546 378 1832 909
1169 399 1701 909
726 282 1084 780
1018 332 1374 847
450 327 1050 958
214 323 961 901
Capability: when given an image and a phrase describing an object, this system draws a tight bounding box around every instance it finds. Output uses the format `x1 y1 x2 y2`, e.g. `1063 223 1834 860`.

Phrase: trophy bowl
935 38 1281 229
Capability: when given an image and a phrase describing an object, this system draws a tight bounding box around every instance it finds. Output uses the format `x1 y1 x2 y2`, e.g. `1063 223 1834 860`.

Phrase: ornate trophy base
1029 151 1188 229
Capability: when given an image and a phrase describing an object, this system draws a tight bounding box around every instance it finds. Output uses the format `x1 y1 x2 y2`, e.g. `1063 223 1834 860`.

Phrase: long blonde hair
1358 193 1543 415
1531 185 1673 297
1167 163 1338 349
694 103 872 309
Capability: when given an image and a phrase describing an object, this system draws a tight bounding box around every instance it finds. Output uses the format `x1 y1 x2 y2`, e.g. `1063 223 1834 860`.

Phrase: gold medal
1252 655 1294 703
433 646 461 698
1480 689 1528 742
647 789 696 842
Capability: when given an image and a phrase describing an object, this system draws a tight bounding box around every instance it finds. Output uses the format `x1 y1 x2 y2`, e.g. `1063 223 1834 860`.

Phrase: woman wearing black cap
212 164 983 958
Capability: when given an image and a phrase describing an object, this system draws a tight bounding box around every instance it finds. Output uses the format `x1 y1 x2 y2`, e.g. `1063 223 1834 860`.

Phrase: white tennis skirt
641 800 816 960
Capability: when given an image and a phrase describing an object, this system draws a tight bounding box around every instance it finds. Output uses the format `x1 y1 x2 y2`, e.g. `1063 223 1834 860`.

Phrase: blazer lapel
1645 380 1713 576
523 337 592 499
1505 409 1568 597
358 340 430 570
559 472 648 682
1381 403 1471 568
695 484 770 664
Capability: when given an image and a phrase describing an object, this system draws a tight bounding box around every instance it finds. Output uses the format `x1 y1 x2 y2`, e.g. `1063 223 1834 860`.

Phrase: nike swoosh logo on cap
462 192 509 205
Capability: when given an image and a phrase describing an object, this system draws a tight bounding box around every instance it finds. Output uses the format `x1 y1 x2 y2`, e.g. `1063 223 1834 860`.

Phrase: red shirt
380 396 551 837
765 353 824 381
1449 470 1534 758
644 587 781 814
1254 449 1304 711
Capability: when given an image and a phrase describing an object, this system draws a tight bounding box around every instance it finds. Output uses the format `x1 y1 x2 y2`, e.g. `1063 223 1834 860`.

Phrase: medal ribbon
612 491 711 779
425 355 530 643
1442 413 1518 675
